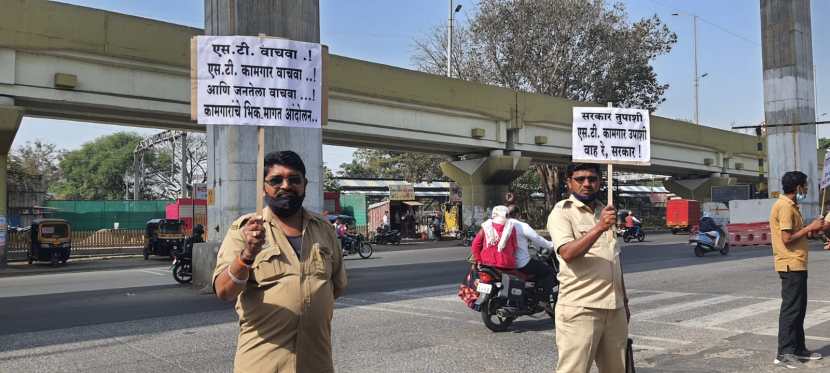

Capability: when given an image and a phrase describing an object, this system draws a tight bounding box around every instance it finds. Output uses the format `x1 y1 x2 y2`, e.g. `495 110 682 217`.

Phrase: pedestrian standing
212 151 347 373
547 163 629 373
770 171 823 369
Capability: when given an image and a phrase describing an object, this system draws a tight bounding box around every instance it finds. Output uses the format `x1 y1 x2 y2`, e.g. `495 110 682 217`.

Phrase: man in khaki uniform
213 150 347 373
769 171 823 369
547 163 629 373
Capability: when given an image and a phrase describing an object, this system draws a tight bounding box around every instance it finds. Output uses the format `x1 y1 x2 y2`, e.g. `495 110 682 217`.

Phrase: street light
447 1 462 77
673 12 701 125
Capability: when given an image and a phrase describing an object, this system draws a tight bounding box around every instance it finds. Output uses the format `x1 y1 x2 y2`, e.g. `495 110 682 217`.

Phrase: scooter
690 230 729 257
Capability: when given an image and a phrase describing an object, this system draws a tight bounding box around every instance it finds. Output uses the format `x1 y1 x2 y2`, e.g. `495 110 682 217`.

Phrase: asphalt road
3 233 830 372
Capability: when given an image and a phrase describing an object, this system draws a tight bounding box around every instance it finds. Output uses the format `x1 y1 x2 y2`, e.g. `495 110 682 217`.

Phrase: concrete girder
440 154 531 227
663 175 737 202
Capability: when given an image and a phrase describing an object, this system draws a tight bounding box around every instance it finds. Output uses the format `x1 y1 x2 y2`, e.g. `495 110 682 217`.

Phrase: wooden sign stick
607 102 614 207
256 127 265 215
822 187 827 217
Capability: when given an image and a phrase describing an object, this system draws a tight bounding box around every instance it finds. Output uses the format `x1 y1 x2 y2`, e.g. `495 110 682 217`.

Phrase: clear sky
12 0 830 171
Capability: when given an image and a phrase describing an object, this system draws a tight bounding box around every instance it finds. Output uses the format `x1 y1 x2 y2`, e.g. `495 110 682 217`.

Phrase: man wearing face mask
769 171 824 369
212 150 347 373
547 163 629 373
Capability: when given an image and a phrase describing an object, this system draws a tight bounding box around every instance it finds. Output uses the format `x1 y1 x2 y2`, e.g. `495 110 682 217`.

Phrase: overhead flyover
0 0 762 175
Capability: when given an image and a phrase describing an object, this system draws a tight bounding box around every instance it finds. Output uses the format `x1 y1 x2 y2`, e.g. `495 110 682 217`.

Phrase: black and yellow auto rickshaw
29 219 71 266
143 219 185 260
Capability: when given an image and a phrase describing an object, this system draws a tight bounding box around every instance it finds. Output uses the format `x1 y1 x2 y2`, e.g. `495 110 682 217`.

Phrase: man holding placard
545 106 649 372
212 151 347 373
547 163 629 372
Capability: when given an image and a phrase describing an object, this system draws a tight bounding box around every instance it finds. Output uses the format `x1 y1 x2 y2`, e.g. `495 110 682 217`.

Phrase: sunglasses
572 176 599 183
265 175 304 187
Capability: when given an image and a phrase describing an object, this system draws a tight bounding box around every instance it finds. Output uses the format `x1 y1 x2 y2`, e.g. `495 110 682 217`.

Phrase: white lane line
383 283 457 296
678 298 781 328
138 269 166 276
755 305 830 336
337 298 477 324
339 297 468 315
629 334 692 346
628 291 691 306
632 295 738 321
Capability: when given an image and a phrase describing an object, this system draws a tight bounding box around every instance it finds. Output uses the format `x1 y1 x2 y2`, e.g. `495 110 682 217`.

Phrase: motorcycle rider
699 212 723 247
470 206 519 269
624 211 641 237
507 206 557 305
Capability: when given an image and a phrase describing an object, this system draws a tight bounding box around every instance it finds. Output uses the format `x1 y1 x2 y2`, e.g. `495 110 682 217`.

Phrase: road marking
755 305 830 336
632 294 737 321
628 291 691 306
338 298 475 322
678 299 781 328
629 334 692 345
339 296 468 315
138 269 167 276
383 283 458 296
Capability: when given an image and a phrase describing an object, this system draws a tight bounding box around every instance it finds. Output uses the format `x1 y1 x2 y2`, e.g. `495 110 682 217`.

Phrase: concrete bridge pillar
440 151 530 227
0 97 24 268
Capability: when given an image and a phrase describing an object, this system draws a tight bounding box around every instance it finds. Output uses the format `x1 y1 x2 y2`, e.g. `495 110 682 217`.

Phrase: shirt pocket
310 243 333 279
252 250 287 285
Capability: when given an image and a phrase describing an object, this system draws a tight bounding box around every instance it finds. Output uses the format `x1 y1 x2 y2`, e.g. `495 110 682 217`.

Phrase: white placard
821 150 830 189
572 107 651 165
195 36 322 127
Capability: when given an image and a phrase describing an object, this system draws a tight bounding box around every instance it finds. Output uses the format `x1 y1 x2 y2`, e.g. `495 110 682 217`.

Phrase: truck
666 199 701 234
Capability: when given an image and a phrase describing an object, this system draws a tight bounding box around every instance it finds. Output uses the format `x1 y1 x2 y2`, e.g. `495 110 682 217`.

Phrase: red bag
457 264 479 310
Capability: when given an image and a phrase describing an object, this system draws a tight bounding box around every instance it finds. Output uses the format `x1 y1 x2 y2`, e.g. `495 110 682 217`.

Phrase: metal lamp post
673 12 701 125
447 1 462 78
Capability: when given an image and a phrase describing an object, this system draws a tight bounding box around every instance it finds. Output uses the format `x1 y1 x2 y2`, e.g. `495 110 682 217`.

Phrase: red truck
666 199 701 234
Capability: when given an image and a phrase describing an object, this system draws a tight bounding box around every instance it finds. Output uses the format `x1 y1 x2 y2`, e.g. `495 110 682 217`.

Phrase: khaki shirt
547 195 625 309
213 207 347 373
770 195 808 272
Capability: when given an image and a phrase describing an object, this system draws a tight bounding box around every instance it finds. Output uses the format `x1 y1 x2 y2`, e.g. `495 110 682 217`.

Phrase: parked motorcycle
171 225 203 284
473 246 560 332
373 227 401 245
342 233 374 259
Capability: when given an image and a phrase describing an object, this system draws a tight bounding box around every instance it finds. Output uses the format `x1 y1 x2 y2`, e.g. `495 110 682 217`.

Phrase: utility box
666 199 701 234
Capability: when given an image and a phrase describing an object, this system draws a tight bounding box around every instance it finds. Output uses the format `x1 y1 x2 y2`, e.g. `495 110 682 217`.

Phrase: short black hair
781 171 807 194
264 150 306 177
566 163 602 178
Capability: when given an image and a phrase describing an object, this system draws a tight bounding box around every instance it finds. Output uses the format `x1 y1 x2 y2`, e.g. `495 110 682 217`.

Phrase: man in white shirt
508 206 556 303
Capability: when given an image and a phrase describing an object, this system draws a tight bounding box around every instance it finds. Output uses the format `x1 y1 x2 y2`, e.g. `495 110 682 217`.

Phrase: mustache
275 191 300 198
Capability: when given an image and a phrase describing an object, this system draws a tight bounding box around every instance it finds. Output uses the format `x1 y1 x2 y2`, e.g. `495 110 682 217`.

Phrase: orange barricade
727 222 771 247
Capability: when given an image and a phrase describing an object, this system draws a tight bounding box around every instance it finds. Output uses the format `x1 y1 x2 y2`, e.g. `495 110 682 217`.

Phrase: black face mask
572 192 597 204
265 192 305 218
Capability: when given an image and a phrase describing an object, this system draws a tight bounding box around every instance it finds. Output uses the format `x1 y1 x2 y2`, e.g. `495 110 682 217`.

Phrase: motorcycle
690 230 729 257
171 225 203 284
473 246 560 332
373 226 401 245
460 223 479 247
342 233 374 259
622 225 645 243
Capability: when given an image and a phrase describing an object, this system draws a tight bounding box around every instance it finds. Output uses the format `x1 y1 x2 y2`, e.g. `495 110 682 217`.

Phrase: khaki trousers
555 304 628 373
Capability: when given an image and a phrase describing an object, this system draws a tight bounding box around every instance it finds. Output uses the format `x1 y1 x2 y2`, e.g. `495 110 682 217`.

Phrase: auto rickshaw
143 219 185 260
29 219 71 266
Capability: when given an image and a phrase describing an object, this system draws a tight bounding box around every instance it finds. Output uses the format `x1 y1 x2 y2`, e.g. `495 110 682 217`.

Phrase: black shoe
774 354 803 369
794 349 822 360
